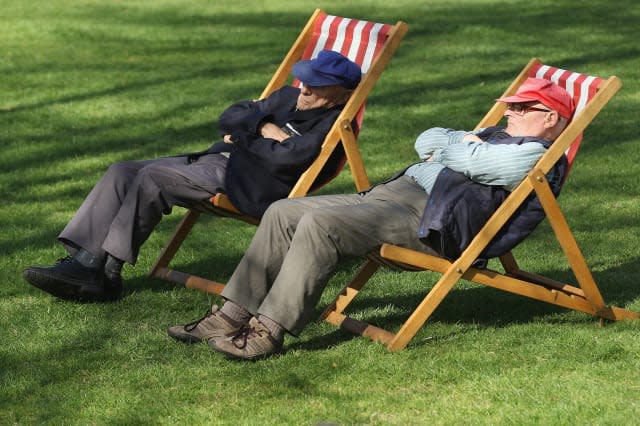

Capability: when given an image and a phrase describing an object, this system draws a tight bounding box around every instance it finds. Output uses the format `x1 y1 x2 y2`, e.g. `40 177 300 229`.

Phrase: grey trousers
220 175 437 335
58 154 228 264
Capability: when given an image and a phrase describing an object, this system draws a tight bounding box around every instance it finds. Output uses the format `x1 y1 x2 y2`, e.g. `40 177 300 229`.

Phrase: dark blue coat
205 86 345 217
418 127 568 261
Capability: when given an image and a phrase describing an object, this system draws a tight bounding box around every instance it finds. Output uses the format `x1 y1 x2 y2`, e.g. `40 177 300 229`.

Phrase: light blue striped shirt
404 127 548 193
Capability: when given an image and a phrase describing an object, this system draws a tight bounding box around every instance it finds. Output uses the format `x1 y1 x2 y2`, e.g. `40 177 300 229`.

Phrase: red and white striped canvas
529 63 603 168
292 12 394 131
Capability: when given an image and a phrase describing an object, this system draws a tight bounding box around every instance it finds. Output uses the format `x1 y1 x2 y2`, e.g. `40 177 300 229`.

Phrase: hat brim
497 93 573 119
497 94 540 104
292 60 347 87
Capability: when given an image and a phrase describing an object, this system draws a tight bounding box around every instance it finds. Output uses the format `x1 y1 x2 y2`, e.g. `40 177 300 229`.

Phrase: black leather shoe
101 274 125 302
23 257 123 302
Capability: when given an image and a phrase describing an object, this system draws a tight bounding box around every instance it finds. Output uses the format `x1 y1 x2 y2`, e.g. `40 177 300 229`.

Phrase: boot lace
184 305 218 332
231 323 261 350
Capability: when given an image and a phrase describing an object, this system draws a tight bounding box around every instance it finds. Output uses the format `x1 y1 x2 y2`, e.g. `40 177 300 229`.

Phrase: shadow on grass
139 245 640 353
285 256 640 352
5 0 639 171
2 2 640 420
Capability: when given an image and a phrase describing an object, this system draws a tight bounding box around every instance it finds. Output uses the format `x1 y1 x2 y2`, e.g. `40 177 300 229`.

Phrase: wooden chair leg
320 258 380 320
149 209 201 278
320 259 398 346
387 265 463 351
530 170 608 313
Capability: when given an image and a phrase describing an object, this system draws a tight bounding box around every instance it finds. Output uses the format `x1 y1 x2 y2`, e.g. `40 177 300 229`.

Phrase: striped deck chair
149 9 408 294
321 58 639 351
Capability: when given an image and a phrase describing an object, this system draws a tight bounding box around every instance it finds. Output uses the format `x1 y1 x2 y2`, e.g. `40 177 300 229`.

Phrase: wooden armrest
208 193 260 225
210 193 241 214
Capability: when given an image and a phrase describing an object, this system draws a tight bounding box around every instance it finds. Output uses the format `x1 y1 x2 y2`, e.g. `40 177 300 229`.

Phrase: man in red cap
170 77 576 360
23 50 361 303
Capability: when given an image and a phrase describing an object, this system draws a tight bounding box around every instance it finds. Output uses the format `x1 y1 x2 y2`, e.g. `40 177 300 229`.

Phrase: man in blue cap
23 50 362 303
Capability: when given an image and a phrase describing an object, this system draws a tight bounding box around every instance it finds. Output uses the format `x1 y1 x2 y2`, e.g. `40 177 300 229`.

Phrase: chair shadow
145 248 640 353
287 257 640 352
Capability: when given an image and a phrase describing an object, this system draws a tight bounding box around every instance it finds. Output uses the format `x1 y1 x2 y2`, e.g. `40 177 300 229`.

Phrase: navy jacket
204 86 345 217
418 127 568 261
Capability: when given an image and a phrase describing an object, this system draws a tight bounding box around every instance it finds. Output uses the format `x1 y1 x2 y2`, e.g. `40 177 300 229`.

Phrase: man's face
296 84 345 110
503 102 554 138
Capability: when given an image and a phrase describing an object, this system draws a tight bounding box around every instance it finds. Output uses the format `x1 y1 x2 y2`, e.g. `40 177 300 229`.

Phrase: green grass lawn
2 0 639 424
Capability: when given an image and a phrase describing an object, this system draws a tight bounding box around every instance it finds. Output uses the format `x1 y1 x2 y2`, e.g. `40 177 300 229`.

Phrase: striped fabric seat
530 63 603 170
292 12 396 134
301 13 393 75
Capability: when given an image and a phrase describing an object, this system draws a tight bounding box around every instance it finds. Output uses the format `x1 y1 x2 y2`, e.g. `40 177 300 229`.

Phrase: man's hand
260 122 290 143
462 133 483 143
223 134 234 144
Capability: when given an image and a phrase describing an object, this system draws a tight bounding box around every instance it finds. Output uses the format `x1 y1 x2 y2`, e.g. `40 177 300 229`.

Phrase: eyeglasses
507 103 552 115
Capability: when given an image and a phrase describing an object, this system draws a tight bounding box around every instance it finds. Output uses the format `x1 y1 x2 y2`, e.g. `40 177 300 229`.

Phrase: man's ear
546 112 569 141
544 110 560 129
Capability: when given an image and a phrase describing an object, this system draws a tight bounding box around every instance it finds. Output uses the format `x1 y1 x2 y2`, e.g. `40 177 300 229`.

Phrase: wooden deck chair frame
321 58 639 351
149 9 408 294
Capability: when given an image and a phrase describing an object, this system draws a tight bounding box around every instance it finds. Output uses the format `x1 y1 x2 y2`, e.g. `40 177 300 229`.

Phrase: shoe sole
207 338 281 361
23 269 85 301
23 269 123 303
167 328 204 344
168 328 241 344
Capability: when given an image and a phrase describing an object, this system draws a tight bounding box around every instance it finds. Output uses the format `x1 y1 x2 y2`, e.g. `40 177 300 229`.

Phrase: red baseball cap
498 77 575 119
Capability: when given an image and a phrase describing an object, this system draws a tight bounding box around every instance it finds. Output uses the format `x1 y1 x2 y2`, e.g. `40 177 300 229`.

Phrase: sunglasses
507 103 552 115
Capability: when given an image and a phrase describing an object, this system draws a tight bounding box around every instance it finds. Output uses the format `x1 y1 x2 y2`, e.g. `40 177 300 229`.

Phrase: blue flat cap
292 50 362 89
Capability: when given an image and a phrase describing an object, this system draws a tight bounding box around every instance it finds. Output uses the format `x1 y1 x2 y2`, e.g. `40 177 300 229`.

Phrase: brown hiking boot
209 317 283 360
168 305 242 344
